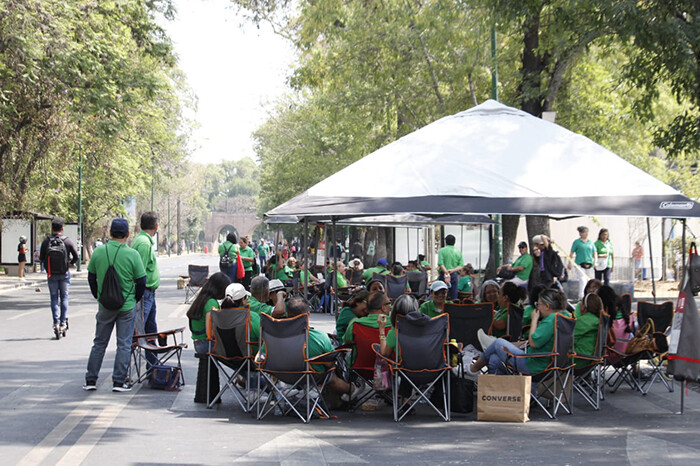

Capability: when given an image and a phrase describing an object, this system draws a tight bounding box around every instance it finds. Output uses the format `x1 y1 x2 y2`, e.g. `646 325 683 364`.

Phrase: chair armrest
569 352 602 362
307 347 350 364
134 327 185 339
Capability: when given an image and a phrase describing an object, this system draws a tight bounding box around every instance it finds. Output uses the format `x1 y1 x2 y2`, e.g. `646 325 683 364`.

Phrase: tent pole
681 218 687 285
647 217 656 304
332 217 337 316
407 228 410 266
304 218 309 301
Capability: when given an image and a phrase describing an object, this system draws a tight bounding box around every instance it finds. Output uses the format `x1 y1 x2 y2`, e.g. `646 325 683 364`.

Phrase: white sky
164 0 295 165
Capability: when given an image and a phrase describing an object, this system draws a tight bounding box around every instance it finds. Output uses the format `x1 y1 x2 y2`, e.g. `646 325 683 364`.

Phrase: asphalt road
1 253 700 465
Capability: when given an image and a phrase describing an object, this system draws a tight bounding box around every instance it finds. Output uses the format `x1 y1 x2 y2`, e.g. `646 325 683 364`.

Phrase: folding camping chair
506 304 524 341
129 327 187 386
373 313 452 422
372 272 388 289
205 308 257 411
444 302 494 351
407 271 428 300
181 264 209 304
637 300 674 394
505 313 576 419
255 313 348 423
386 274 409 300
346 268 364 286
571 312 612 410
342 322 393 411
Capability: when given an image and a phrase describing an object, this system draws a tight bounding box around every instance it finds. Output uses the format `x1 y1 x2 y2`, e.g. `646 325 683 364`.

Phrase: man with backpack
85 218 146 392
39 217 79 339
131 211 160 367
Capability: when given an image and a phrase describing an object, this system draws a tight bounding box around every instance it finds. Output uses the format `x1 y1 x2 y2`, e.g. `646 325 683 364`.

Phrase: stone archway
217 224 239 243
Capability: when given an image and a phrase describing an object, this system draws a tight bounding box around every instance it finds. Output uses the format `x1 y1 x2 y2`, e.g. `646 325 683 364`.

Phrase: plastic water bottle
450 339 459 367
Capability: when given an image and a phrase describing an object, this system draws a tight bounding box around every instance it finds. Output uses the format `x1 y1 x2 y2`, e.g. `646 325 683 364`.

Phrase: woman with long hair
186 272 231 354
594 228 614 286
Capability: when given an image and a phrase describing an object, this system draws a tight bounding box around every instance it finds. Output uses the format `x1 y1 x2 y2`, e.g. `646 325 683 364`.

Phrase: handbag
149 365 182 391
477 374 531 422
594 256 608 272
235 246 245 279
626 319 655 355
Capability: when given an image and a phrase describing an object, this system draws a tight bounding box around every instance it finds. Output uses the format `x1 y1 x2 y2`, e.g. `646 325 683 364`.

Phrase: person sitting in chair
335 290 370 338
249 276 286 318
377 294 429 357
419 281 452 318
362 258 390 286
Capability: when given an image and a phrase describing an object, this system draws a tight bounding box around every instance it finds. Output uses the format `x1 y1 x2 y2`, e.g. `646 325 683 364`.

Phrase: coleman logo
659 201 694 210
481 395 522 402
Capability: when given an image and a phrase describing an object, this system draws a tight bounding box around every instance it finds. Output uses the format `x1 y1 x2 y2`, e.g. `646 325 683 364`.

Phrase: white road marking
16 376 140 466
234 429 368 464
168 303 189 319
0 383 63 411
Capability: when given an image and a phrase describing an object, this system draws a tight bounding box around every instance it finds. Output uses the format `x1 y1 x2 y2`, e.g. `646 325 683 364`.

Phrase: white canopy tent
267 100 699 219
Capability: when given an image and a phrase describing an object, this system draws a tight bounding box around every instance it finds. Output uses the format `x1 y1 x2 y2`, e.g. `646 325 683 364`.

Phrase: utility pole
176 197 181 256
167 192 171 256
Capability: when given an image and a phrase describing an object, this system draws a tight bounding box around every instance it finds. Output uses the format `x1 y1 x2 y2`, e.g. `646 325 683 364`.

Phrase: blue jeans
595 267 611 286
194 339 211 355
448 272 459 300
135 289 158 366
86 305 135 385
48 273 70 325
483 338 530 375
220 265 236 284
259 256 267 271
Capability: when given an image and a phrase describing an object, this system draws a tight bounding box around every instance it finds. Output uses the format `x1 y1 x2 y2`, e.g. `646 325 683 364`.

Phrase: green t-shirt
362 266 388 284
512 253 533 281
308 328 335 372
239 245 255 272
218 241 239 263
335 271 348 288
522 304 534 339
492 306 508 338
525 312 557 374
420 260 431 269
249 296 274 316
574 302 582 318
257 243 269 258
336 307 356 337
131 231 160 290
438 245 464 272
419 300 453 318
276 265 293 282
574 312 600 368
458 276 472 292
190 298 219 341
87 241 146 312
595 240 614 268
570 238 596 265
248 309 261 354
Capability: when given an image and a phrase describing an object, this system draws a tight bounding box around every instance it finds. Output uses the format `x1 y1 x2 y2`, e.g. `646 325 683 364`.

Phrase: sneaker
112 382 132 392
350 382 372 401
478 328 497 351
462 344 483 362
83 381 97 391
464 362 482 377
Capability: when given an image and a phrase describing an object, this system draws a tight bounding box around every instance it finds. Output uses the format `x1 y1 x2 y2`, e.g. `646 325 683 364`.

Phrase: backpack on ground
149 365 182 391
47 235 69 276
99 245 125 311
219 244 234 269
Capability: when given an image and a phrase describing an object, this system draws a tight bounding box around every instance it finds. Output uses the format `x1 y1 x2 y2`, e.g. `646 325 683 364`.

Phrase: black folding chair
129 327 187 386
506 313 576 419
637 301 674 394
182 264 208 304
386 274 409 300
372 272 388 289
206 308 256 411
407 272 428 299
444 302 494 351
374 313 452 422
571 312 612 410
348 269 364 286
506 304 524 341
256 313 348 423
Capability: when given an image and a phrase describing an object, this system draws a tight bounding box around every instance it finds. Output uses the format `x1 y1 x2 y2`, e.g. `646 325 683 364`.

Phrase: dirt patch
634 280 681 299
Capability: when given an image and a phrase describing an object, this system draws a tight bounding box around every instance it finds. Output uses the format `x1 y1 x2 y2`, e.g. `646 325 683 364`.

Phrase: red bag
236 246 245 279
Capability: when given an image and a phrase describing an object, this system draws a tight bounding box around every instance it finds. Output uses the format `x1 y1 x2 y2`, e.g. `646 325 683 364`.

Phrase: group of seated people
187 266 632 407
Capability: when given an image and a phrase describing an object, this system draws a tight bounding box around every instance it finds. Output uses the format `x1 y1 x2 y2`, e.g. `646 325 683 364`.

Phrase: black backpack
219 244 234 269
47 235 69 276
99 245 125 311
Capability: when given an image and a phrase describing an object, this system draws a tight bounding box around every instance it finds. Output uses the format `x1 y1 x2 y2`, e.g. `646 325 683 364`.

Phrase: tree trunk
501 215 521 264
526 216 551 250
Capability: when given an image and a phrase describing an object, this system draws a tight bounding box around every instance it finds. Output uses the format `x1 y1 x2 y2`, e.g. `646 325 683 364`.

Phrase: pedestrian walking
594 228 614 286
84 218 146 392
39 218 79 339
17 235 28 280
131 211 160 367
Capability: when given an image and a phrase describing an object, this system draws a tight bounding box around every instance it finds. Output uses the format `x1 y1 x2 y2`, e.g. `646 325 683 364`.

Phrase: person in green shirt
186 272 231 354
573 293 603 368
573 279 603 318
238 235 256 290
569 226 597 279
438 234 464 300
419 280 452 318
522 284 547 339
418 254 431 272
336 290 370 337
496 242 533 287
491 282 527 338
594 228 614 286
218 233 239 284
249 275 286 317
257 239 270 272
343 292 393 366
276 255 295 284
362 258 390 286
85 218 147 392
457 264 474 293
377 294 430 358
467 288 566 375
219 283 258 353
131 211 161 367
